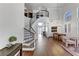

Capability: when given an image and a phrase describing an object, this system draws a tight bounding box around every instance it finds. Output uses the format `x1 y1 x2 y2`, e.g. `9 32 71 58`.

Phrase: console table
0 43 22 56
53 33 66 42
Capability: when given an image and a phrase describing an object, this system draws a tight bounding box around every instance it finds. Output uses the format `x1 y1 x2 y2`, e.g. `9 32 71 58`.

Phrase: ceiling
25 3 64 10
25 3 64 21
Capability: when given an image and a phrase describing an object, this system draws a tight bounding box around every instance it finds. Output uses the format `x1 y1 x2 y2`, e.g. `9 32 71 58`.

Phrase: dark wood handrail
24 28 34 34
31 26 36 33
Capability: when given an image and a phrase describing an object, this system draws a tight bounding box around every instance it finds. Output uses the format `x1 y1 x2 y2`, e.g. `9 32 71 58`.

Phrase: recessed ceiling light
38 22 43 26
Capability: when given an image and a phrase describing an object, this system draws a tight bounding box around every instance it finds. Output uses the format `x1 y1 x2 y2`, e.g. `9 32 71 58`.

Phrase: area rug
60 44 79 56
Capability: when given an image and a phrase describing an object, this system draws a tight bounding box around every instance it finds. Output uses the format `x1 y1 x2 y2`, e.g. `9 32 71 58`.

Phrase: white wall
24 17 30 30
62 4 79 37
47 7 64 37
0 3 24 49
49 20 63 36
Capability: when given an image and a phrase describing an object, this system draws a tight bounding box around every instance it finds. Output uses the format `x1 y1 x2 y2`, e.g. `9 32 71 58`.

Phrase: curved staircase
23 9 49 51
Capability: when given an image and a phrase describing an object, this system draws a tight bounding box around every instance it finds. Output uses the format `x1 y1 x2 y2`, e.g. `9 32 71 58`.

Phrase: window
68 23 71 33
77 7 79 18
64 9 72 22
65 24 67 33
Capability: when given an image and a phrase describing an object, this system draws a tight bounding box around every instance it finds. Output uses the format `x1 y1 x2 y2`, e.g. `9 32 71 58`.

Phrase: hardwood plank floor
22 36 72 56
22 51 34 56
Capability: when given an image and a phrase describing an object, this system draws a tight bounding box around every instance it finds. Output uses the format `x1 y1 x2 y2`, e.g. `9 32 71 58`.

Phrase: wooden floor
22 51 34 56
22 36 72 56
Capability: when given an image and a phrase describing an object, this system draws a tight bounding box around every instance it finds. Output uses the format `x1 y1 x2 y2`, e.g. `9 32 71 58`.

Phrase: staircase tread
24 38 33 41
23 39 34 43
23 43 34 48
23 38 34 43
24 37 33 39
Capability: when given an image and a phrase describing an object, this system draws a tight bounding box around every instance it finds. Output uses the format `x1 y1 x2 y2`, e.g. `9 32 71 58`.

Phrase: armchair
62 36 76 47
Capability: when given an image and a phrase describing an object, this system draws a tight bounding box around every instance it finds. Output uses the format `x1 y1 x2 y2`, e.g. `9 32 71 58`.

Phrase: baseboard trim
22 47 35 51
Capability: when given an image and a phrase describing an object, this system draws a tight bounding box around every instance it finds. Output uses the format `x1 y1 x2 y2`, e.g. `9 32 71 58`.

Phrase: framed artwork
24 12 33 18
24 13 28 17
51 26 57 32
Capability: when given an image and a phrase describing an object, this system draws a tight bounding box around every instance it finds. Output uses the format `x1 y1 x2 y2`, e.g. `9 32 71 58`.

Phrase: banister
24 28 34 34
31 26 36 33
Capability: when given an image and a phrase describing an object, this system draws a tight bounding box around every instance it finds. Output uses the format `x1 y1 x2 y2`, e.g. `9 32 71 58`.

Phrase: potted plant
8 36 17 45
